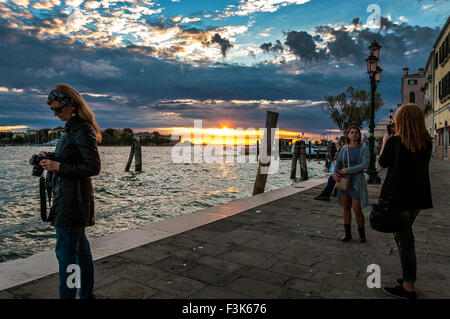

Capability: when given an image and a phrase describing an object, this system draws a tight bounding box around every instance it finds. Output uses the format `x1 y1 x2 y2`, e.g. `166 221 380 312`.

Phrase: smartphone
386 123 395 135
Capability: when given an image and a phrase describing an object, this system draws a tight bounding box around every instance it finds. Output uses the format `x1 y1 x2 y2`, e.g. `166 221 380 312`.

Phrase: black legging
394 209 420 282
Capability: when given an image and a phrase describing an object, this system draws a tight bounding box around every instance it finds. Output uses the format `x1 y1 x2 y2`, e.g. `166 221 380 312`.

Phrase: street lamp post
365 40 382 184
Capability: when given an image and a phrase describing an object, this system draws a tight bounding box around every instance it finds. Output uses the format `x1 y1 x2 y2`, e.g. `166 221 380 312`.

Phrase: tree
120 128 134 145
122 128 133 135
151 131 160 138
103 128 118 137
323 86 383 131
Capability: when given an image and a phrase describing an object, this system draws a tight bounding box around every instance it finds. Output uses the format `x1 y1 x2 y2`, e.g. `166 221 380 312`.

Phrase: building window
439 71 450 100
409 91 415 103
438 34 450 65
408 79 418 85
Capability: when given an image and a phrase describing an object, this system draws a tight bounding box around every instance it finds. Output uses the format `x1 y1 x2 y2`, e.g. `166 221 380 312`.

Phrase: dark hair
345 126 361 144
338 136 346 145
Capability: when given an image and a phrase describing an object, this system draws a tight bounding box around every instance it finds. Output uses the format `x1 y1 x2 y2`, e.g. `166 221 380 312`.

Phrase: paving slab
1 159 449 299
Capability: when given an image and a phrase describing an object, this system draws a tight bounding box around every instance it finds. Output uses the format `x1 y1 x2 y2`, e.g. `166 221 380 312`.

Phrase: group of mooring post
125 140 142 172
289 140 336 181
124 111 337 197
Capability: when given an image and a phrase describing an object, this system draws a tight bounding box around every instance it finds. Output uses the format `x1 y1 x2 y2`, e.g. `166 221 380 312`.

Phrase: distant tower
401 67 425 109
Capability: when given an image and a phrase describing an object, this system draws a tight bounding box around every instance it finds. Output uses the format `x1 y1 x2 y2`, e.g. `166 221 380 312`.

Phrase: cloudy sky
0 0 448 136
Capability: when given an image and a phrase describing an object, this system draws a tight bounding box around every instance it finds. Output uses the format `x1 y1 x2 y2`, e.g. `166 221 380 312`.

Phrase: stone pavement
1 159 449 299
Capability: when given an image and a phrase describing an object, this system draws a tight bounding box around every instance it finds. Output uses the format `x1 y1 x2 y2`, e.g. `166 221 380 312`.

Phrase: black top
378 136 432 210
48 116 101 227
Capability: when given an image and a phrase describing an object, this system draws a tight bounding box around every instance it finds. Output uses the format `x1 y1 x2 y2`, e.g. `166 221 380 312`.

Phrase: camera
29 154 49 177
386 123 395 136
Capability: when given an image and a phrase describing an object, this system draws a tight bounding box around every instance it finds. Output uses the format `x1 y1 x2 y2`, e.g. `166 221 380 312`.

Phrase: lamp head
366 54 378 73
369 40 381 58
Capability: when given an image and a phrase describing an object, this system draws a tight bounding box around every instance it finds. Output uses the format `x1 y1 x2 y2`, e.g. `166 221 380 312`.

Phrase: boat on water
279 140 328 159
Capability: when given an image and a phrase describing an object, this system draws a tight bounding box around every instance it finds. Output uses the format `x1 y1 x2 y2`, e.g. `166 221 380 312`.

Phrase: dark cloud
260 16 439 70
284 31 326 62
312 35 323 42
207 33 233 57
260 40 284 54
314 16 440 67
0 16 441 133
0 23 344 131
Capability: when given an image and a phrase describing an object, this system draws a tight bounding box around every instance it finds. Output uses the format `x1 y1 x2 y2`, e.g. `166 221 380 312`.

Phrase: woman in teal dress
333 126 369 242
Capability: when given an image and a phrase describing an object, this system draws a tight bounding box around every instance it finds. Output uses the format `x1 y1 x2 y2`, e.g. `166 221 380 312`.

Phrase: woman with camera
379 104 433 300
333 126 369 243
38 83 101 299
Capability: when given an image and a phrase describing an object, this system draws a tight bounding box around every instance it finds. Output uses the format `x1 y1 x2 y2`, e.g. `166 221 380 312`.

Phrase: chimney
419 68 424 75
402 67 409 76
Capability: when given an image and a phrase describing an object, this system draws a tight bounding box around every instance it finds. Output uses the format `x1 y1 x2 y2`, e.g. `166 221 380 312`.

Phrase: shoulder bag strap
346 145 350 169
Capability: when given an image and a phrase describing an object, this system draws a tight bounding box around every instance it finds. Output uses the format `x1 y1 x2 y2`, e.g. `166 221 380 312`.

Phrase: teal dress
341 144 362 201
333 144 370 208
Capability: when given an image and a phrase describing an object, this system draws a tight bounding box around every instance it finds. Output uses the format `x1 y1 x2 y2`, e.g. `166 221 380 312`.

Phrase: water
0 146 327 263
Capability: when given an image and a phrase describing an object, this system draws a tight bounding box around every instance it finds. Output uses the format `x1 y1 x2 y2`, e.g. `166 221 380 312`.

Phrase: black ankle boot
340 224 351 242
358 226 366 243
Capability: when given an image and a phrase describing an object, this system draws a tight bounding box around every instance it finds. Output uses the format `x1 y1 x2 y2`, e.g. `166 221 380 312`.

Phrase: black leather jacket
378 136 432 210
47 116 101 227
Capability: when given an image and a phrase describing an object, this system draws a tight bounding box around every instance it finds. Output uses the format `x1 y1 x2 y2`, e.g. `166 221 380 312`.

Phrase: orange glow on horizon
136 126 343 145
0 125 29 132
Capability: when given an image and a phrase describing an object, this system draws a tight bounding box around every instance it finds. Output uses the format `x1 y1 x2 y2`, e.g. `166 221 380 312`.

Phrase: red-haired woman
379 104 433 300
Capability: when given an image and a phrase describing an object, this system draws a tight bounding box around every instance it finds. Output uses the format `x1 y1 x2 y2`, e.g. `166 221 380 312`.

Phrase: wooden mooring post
290 141 301 180
299 140 308 180
256 139 259 160
125 140 142 172
252 111 278 195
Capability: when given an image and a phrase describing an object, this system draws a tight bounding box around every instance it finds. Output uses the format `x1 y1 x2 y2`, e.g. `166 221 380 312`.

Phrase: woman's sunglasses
50 105 68 113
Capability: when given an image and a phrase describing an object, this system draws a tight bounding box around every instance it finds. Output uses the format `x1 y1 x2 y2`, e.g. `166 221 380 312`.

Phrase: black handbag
370 138 401 233
370 201 401 233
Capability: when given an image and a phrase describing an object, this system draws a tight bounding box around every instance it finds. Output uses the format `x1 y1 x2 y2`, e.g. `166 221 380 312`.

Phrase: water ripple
0 146 326 263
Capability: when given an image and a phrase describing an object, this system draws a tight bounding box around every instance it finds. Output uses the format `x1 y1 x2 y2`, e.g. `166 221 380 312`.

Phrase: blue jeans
55 227 94 299
320 175 336 197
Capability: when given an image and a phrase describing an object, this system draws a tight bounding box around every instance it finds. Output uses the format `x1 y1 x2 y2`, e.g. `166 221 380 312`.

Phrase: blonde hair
395 103 432 152
47 83 102 143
